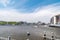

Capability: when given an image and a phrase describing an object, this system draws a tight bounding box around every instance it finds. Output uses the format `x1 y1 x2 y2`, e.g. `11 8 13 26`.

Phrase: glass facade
56 16 60 24
50 15 60 24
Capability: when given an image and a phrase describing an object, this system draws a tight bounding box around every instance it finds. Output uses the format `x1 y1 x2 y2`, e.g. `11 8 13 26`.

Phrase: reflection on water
0 25 60 40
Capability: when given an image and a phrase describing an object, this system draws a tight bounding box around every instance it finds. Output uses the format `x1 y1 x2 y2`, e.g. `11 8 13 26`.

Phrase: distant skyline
0 0 60 23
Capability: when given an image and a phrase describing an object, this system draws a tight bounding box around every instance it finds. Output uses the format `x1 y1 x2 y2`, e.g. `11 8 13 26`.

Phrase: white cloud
0 3 60 23
0 0 11 7
33 3 60 23
0 0 29 8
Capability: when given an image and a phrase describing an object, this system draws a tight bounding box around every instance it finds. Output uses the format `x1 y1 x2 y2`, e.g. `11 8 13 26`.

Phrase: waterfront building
50 14 60 24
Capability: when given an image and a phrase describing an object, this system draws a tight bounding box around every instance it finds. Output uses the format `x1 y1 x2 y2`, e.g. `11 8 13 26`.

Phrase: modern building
50 14 60 24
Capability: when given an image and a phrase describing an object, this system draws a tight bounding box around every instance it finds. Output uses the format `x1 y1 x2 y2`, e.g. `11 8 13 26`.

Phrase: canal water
0 25 60 40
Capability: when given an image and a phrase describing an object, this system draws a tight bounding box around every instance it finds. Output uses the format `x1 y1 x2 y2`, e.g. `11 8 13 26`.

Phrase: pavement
0 25 60 40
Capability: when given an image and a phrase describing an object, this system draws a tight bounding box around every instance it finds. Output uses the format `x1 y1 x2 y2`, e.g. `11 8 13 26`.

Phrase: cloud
0 3 60 23
0 0 29 9
33 3 60 23
0 0 11 7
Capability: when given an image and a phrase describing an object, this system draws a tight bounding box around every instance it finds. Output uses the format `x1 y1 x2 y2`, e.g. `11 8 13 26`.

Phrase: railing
0 36 15 40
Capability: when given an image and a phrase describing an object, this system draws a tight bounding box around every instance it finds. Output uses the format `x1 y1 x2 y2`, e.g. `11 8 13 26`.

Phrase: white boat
49 24 60 27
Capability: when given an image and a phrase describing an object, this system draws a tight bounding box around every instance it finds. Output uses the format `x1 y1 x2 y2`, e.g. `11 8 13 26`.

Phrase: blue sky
0 0 60 23
0 0 60 12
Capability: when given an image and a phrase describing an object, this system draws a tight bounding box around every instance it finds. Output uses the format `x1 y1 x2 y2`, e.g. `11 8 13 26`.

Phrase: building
50 14 60 24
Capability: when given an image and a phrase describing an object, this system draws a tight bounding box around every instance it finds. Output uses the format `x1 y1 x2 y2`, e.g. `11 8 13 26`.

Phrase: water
0 25 59 40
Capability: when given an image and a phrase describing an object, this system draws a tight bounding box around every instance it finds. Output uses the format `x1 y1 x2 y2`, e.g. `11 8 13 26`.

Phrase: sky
0 0 60 23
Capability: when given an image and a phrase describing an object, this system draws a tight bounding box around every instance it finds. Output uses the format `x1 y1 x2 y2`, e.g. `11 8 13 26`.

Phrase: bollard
43 31 46 40
26 32 30 40
51 36 54 40
51 32 55 40
8 36 11 40
27 32 30 37
26 38 29 40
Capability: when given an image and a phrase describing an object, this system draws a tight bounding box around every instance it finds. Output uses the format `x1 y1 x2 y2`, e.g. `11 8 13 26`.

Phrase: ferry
49 14 60 27
49 24 60 27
